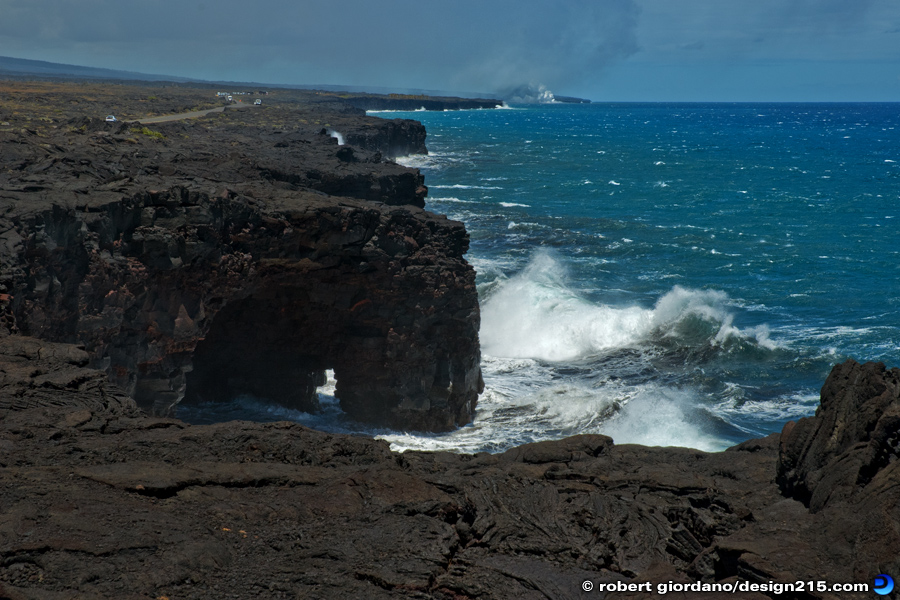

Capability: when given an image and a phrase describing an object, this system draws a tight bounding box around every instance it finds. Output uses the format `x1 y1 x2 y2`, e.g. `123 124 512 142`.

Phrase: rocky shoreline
2 341 897 599
1 82 898 599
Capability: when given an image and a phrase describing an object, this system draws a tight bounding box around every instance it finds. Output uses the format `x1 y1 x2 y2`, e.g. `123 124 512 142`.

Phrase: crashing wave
326 129 345 145
479 250 777 362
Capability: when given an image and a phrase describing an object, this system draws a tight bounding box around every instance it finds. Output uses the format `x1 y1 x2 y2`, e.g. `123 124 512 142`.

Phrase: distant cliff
554 95 592 104
342 93 502 112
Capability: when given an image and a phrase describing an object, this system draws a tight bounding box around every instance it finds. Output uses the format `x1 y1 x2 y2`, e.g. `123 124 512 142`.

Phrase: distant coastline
0 54 504 109
341 92 502 112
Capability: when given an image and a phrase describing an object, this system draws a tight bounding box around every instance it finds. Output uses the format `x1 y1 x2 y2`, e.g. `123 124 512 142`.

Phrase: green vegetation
132 126 165 140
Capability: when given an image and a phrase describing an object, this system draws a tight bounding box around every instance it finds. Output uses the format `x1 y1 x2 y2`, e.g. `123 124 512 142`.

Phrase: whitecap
429 196 475 204
431 184 502 190
507 221 541 230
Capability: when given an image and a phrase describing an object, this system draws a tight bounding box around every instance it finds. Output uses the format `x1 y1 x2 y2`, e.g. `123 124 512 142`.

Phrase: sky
1 0 899 101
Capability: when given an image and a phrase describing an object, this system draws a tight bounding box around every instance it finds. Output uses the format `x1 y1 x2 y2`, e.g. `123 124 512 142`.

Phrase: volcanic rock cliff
0 86 482 430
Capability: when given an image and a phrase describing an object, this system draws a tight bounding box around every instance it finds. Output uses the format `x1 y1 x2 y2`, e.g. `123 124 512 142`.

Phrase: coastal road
133 103 258 124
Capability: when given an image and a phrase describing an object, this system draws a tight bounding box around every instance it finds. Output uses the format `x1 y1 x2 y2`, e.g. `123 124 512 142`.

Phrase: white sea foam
500 202 530 208
713 390 819 427
507 221 543 230
597 387 726 451
395 151 470 170
429 196 475 204
380 372 729 454
431 184 502 190
395 154 435 169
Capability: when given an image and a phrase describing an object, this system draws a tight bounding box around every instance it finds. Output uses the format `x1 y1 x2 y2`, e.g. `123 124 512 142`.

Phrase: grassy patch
132 126 165 140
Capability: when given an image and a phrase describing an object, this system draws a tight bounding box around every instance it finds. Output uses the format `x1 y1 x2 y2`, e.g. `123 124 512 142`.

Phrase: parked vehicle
254 99 262 105
105 115 117 122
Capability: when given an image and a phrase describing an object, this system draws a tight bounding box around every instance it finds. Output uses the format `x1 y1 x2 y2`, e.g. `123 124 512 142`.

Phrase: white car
254 99 262 105
105 115 117 122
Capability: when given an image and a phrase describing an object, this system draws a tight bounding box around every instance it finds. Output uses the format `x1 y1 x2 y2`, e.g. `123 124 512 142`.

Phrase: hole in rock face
176 283 480 433
182 296 334 416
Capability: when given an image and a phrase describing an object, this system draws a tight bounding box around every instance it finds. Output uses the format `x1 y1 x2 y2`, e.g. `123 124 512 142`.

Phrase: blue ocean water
181 103 900 453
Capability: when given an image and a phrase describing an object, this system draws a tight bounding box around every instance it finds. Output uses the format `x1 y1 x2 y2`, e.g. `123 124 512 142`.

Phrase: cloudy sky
2 0 899 101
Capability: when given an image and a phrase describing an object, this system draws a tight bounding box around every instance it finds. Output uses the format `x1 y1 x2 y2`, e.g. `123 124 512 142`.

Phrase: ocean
179 102 900 453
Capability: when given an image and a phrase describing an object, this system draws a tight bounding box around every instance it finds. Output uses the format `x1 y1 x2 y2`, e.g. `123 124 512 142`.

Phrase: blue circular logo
874 574 894 596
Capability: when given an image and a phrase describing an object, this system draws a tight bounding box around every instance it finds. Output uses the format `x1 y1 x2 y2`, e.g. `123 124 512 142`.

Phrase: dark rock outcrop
0 88 481 431
0 335 137 417
777 359 900 511
1 358 897 598
338 118 428 157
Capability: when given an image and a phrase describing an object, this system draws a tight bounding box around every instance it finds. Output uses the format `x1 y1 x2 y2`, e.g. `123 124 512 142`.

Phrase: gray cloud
1 0 898 100
0 0 641 95
775 0 878 30
648 0 900 63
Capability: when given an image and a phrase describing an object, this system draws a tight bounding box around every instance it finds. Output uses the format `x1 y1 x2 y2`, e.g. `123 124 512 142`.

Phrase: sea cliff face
0 87 481 430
